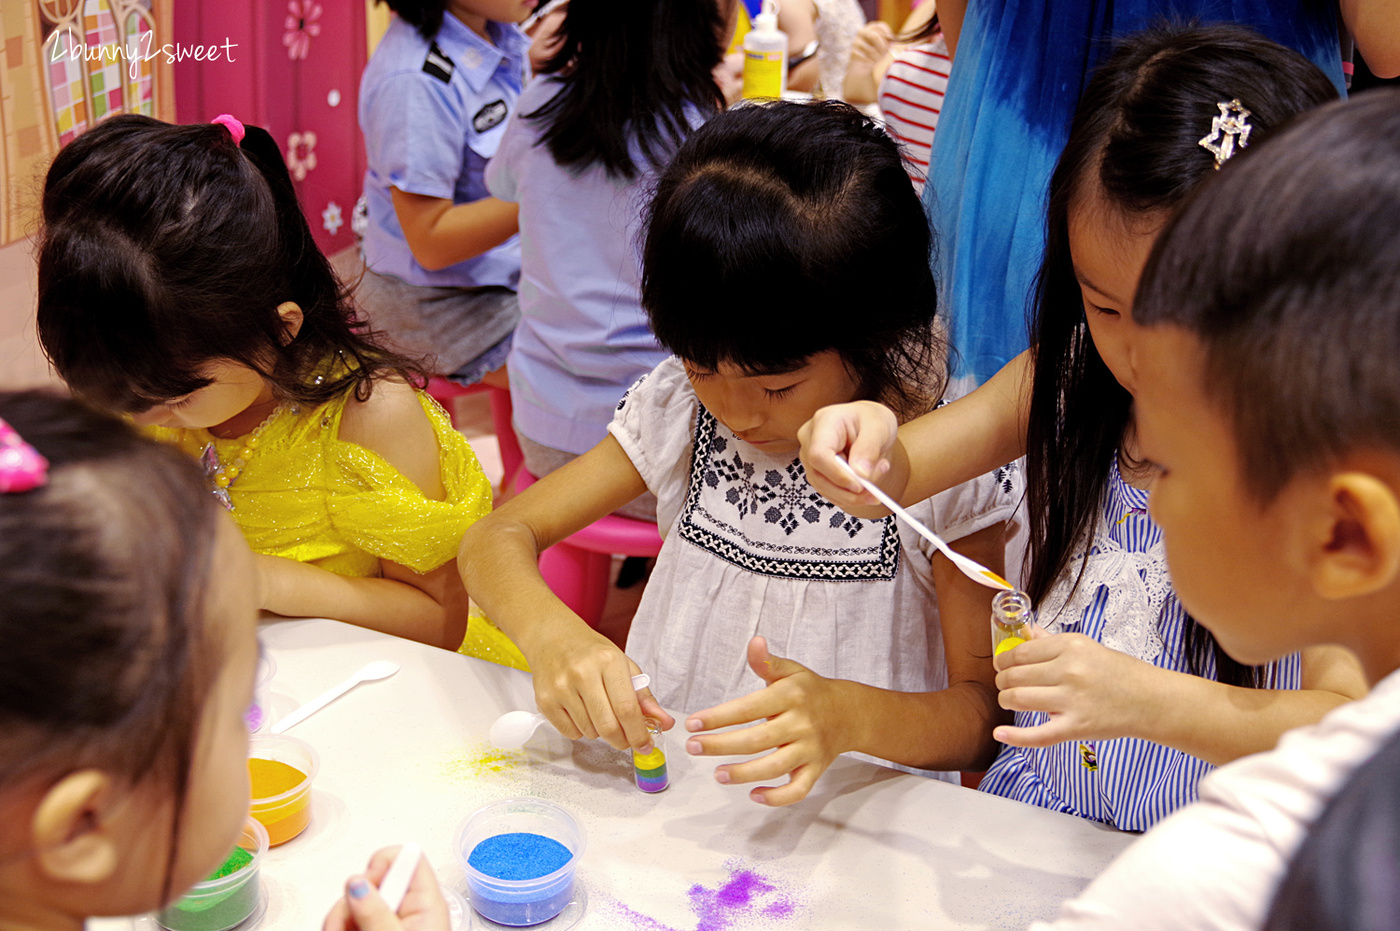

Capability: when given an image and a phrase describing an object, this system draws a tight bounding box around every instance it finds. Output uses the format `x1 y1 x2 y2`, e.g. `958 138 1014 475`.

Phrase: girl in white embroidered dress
459 100 1021 806
799 25 1368 830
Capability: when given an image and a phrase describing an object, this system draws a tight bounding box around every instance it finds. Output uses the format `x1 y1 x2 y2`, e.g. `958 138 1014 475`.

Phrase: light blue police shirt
359 14 526 289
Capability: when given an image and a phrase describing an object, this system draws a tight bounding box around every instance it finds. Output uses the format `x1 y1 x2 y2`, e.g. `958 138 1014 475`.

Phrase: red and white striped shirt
878 34 950 193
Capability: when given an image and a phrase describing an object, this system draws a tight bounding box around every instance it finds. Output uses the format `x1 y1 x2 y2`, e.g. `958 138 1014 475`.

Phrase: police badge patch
473 100 508 133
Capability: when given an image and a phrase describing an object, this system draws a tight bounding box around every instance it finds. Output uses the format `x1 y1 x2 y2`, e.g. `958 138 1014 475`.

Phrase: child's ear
276 301 304 343
1312 472 1400 599
31 770 120 885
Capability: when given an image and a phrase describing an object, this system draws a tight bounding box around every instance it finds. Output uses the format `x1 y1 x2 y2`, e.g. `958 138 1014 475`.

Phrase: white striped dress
877 34 950 193
978 457 1304 832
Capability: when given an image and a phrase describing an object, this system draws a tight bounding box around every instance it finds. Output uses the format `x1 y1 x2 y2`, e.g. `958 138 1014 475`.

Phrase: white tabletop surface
96 617 1137 930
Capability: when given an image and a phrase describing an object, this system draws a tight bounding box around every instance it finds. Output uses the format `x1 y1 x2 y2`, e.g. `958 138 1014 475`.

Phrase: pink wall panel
174 0 366 254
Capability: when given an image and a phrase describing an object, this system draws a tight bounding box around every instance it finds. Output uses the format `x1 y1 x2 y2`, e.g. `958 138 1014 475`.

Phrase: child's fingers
637 689 674 731
993 718 1075 748
685 720 780 758
997 685 1066 715
994 658 1064 691
340 874 401 931
582 677 631 751
686 687 788 733
992 634 1060 672
601 664 650 751
714 745 803 786
751 764 821 807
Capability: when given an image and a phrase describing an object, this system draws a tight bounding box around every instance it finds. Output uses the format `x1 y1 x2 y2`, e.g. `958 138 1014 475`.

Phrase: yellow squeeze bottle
991 589 1034 656
742 1 787 100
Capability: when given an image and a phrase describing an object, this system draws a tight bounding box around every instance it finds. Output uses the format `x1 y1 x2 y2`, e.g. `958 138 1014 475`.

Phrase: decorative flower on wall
286 131 318 181
322 201 343 236
283 0 322 61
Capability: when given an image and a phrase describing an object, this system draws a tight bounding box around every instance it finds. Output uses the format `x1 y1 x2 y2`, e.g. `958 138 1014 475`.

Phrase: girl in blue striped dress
974 25 1366 831
801 23 1370 832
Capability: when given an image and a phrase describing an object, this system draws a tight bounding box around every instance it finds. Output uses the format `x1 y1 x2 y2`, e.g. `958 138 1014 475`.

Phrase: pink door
174 0 366 255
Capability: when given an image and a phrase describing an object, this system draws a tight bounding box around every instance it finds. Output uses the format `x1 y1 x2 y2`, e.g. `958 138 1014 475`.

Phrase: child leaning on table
460 99 1022 806
801 24 1367 832
0 391 448 931
35 114 524 665
1030 88 1400 931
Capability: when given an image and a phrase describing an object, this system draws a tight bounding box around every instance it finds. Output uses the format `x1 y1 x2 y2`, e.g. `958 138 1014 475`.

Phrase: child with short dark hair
1031 88 1400 931
37 114 517 660
462 100 1022 806
0 391 447 930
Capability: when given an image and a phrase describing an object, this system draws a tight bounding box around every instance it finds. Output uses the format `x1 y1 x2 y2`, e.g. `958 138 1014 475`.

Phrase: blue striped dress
978 457 1303 832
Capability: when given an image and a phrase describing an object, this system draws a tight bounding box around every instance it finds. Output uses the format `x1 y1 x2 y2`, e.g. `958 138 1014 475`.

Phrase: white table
103 618 1137 930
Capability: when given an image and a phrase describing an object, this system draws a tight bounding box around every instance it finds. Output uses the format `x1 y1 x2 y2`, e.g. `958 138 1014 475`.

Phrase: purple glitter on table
606 861 800 931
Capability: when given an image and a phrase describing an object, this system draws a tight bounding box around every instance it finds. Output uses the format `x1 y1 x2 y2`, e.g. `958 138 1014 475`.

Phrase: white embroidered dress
609 358 1021 778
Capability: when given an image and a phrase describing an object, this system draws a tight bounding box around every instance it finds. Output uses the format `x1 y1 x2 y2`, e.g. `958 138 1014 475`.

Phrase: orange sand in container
249 757 311 846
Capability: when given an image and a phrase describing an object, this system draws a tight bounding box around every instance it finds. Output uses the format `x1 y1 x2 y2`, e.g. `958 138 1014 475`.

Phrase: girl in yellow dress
35 112 524 665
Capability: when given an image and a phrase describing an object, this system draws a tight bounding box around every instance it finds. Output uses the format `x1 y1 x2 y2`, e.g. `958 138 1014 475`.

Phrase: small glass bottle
632 717 669 793
991 589 1034 657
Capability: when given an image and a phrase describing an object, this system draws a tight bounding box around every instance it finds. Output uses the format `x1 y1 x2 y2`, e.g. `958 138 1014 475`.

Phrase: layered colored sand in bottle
157 819 268 931
456 798 586 927
990 589 1034 657
632 718 669 793
248 735 318 846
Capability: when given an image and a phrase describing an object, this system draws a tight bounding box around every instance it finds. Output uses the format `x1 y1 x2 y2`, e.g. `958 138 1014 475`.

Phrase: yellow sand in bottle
995 635 1026 656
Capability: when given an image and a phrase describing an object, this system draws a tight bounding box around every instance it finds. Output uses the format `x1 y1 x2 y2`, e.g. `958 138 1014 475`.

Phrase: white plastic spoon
270 660 400 734
835 455 1015 592
489 674 651 749
377 842 422 915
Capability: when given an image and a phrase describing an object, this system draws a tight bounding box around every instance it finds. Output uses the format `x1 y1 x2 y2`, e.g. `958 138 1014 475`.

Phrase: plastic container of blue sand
455 798 587 927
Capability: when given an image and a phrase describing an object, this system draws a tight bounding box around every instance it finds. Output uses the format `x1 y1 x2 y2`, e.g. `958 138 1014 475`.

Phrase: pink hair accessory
211 113 246 145
0 418 48 494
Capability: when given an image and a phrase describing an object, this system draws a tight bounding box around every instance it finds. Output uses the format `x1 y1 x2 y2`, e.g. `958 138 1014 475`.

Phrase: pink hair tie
0 418 48 494
211 113 245 145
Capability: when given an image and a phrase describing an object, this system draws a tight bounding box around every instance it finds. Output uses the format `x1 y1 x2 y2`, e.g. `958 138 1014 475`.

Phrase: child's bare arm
800 349 1031 516
995 637 1368 766
457 436 670 751
390 188 520 271
258 555 467 649
1341 0 1400 78
685 522 1010 805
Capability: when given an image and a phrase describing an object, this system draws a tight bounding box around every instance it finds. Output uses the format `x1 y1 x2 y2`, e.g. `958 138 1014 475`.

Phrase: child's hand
992 628 1159 747
322 847 448 931
797 400 900 511
849 21 895 67
683 636 850 807
528 619 673 751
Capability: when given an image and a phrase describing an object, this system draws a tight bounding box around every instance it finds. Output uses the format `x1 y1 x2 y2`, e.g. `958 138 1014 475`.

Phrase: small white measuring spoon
835 455 1014 592
489 674 651 749
271 660 400 734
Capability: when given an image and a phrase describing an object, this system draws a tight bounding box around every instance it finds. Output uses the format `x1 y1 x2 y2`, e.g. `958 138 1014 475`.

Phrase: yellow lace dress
151 388 527 670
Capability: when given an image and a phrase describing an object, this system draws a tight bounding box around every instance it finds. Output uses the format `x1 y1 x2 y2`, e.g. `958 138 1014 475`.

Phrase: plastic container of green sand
157 817 268 931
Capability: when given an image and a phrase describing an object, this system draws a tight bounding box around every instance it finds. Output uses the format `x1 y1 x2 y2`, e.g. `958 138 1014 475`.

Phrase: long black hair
528 0 727 180
1024 23 1337 686
0 391 223 901
641 99 944 420
37 115 422 415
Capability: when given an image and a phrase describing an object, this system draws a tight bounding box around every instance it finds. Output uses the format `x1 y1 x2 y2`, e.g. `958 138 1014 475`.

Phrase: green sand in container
157 846 259 931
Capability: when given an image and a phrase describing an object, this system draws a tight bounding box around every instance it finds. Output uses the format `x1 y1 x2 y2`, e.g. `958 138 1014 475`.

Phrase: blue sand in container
467 832 576 926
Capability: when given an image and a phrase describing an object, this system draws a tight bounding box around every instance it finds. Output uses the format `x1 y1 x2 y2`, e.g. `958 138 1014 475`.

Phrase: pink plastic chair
425 378 523 490
514 467 663 628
